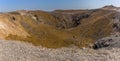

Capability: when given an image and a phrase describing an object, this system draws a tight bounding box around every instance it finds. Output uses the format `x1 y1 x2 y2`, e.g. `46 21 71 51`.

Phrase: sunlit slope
1 9 116 48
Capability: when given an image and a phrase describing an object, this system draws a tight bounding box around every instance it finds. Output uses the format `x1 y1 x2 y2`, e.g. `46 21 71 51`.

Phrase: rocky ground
0 40 119 61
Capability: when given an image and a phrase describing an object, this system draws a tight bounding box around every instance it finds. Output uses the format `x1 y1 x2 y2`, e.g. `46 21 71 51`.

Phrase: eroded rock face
52 10 91 28
113 13 120 32
93 13 120 49
93 36 120 49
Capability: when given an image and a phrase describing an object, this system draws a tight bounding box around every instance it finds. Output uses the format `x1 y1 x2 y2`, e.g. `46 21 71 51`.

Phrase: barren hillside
0 6 118 48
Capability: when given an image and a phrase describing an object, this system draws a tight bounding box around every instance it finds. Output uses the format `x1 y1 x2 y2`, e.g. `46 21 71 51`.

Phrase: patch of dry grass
5 9 116 48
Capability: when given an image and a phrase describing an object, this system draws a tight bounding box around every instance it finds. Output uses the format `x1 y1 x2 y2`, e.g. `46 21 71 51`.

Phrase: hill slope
0 6 117 48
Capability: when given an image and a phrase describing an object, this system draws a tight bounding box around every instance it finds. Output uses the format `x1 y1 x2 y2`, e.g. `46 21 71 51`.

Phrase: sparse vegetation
5 9 116 48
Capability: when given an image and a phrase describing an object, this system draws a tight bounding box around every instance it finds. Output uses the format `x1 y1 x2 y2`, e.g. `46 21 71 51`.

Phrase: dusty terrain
0 40 120 61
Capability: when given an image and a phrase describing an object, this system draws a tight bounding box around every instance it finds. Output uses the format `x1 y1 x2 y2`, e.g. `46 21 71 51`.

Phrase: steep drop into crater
0 6 117 48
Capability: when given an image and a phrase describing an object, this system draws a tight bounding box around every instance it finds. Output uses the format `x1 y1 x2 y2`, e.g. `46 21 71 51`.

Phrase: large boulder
93 35 120 49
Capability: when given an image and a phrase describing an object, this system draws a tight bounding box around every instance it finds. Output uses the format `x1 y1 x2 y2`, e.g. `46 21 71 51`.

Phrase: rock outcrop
93 13 120 49
93 36 120 49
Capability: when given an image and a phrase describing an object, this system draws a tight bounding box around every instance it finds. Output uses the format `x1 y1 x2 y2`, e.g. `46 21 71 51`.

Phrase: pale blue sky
0 0 120 12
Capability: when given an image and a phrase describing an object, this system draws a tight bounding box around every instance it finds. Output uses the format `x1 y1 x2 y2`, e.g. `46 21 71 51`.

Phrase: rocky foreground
0 40 119 61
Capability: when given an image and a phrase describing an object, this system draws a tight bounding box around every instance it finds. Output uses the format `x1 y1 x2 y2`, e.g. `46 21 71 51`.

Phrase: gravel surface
0 40 120 61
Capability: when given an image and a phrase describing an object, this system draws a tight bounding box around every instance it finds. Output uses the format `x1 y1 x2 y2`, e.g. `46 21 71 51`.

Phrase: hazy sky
0 0 120 12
